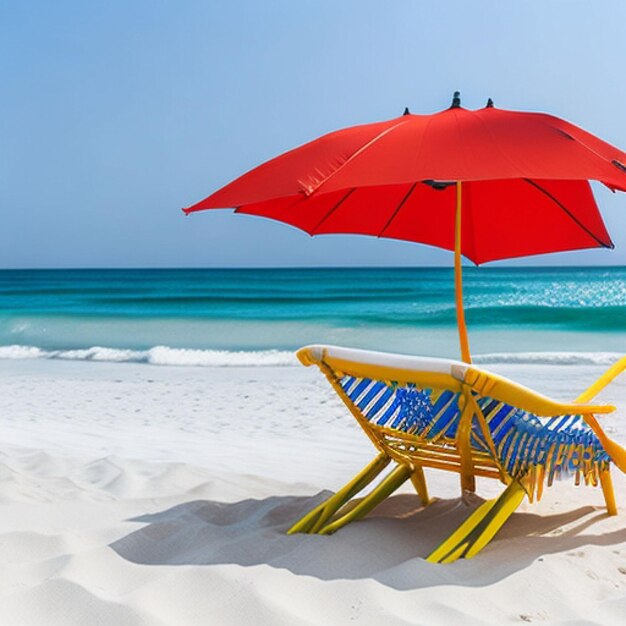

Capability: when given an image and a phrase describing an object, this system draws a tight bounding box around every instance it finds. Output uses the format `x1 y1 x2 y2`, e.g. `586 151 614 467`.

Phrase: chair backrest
297 344 614 418
297 345 612 493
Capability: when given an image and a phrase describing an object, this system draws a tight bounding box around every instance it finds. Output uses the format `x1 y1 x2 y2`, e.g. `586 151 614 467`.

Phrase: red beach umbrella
183 93 626 363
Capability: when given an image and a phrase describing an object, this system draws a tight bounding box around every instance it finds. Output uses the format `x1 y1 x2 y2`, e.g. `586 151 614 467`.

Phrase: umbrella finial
403 107 410 116
451 91 461 109
486 98 494 108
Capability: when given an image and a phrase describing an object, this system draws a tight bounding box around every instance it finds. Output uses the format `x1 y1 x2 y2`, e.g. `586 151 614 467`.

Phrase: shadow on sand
110 491 626 588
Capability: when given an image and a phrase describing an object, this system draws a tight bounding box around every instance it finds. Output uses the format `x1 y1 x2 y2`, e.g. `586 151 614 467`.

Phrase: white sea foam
145 346 297 367
473 351 622 366
59 347 146 362
0 344 621 368
0 344 298 367
0 345 48 360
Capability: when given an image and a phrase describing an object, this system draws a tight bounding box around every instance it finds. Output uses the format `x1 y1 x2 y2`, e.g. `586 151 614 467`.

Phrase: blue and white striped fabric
339 375 610 481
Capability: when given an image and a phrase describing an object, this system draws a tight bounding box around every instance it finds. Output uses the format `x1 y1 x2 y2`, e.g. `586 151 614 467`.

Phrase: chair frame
288 345 626 563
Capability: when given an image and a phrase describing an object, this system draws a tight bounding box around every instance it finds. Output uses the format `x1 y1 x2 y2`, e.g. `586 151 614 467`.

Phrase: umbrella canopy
183 94 626 361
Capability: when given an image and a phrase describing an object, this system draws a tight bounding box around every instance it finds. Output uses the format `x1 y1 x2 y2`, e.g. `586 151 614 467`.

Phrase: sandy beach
1 358 625 625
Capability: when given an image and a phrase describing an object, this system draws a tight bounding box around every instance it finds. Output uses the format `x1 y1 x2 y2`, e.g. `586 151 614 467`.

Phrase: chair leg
600 466 618 516
426 480 526 564
410 465 430 505
318 463 412 535
287 453 390 535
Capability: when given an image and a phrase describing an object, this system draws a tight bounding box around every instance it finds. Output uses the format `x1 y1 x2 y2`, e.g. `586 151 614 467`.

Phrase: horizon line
0 264 625 272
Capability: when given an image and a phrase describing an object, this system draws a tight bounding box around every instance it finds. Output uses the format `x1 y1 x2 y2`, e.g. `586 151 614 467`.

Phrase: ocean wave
0 345 298 367
473 352 622 366
0 344 621 368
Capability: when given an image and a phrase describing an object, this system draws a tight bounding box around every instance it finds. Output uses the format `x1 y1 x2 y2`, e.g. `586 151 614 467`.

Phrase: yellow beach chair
289 345 626 563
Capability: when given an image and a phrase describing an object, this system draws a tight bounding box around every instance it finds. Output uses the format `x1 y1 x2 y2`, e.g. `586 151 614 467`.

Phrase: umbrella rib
523 178 614 249
377 182 418 237
310 188 356 234
304 120 409 197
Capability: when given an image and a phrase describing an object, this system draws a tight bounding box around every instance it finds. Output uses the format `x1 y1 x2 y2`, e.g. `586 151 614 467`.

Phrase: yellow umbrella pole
455 181 472 363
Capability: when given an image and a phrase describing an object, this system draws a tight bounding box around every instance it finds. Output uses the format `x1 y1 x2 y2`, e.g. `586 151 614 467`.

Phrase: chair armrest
463 367 615 418
576 356 626 404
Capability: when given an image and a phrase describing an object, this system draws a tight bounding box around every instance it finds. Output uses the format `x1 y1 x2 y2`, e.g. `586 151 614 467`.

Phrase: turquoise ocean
0 267 625 366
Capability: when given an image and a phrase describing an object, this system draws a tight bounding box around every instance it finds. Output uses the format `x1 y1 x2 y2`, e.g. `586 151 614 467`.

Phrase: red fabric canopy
184 104 626 264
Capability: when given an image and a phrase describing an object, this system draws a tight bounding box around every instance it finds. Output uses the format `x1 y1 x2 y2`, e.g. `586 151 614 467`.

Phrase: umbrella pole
455 181 472 363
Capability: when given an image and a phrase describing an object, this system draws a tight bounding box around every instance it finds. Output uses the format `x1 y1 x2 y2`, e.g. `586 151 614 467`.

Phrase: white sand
1 358 626 625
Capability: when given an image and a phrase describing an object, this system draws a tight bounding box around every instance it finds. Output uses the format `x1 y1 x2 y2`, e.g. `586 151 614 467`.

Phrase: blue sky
1 0 625 268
